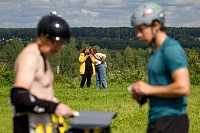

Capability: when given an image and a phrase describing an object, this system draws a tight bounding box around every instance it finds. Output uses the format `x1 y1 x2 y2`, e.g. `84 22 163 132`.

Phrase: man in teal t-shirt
148 37 188 123
129 2 190 133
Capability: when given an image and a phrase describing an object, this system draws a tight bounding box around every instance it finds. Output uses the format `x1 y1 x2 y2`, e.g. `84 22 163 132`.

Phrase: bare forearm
131 69 190 98
150 83 190 98
150 68 190 98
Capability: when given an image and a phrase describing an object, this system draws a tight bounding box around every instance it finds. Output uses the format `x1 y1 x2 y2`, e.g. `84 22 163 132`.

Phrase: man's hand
131 91 140 100
132 81 152 95
128 84 148 106
55 103 75 117
128 85 140 100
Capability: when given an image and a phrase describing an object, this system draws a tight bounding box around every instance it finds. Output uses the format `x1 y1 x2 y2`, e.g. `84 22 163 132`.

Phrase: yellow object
46 123 53 133
58 117 67 133
51 114 58 123
35 123 44 133
50 114 68 133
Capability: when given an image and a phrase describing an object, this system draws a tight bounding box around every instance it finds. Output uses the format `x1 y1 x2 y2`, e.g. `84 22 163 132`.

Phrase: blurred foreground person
10 15 77 133
129 2 190 133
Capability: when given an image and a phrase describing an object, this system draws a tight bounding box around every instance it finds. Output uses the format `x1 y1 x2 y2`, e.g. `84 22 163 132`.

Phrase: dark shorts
147 114 189 133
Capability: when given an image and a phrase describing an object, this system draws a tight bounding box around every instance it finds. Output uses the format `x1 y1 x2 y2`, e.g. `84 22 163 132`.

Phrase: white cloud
174 0 200 4
84 0 122 5
0 0 199 28
81 9 99 17
30 0 49 2
70 0 83 2
70 0 124 7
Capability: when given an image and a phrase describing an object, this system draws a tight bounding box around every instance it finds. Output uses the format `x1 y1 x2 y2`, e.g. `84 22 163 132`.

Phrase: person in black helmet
128 2 190 133
10 15 79 133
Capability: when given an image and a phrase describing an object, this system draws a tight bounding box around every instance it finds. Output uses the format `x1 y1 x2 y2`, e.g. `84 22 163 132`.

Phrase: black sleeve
11 87 59 114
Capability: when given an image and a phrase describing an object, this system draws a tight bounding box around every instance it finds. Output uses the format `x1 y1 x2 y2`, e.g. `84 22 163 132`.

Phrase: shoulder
162 37 188 72
15 44 40 70
165 37 182 48
18 44 39 62
80 53 85 56
95 53 106 57
163 37 185 55
79 53 86 59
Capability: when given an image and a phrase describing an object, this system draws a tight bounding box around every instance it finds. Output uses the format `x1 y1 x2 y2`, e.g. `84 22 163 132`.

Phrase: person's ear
152 20 161 31
37 34 47 46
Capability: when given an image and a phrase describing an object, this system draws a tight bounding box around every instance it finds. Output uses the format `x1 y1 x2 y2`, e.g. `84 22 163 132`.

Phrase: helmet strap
36 37 48 72
40 52 47 72
148 26 158 53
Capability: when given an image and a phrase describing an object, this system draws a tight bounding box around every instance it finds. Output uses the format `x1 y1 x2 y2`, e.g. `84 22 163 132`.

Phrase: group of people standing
79 47 107 90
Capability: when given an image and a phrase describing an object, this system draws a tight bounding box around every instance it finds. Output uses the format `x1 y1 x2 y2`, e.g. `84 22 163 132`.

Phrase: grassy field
0 81 200 133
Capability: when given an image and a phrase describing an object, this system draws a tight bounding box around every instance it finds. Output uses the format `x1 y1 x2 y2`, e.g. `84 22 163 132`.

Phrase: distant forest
1 27 200 85
0 27 200 50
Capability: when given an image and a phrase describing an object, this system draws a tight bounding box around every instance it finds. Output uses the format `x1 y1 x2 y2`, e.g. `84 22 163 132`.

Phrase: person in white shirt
91 47 107 90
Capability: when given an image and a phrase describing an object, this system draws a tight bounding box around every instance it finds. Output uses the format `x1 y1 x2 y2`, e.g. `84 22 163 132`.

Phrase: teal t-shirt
148 37 188 123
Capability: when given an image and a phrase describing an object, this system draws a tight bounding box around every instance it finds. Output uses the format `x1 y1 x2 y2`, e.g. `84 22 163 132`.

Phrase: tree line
0 27 200 50
1 37 200 86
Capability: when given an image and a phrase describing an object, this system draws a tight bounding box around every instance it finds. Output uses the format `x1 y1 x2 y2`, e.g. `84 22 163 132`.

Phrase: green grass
0 82 200 133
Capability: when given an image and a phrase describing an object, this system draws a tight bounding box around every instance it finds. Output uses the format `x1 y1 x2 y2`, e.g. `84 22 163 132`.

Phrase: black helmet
37 15 71 41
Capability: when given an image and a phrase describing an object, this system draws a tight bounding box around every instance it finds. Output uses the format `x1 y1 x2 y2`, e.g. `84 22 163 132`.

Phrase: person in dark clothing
79 47 96 88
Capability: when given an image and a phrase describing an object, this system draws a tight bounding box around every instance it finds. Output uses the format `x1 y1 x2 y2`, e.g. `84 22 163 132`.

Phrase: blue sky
0 0 199 28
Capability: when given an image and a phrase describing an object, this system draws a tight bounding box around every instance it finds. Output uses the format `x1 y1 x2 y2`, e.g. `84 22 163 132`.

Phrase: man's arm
14 52 38 89
132 68 190 98
11 87 59 113
151 68 190 98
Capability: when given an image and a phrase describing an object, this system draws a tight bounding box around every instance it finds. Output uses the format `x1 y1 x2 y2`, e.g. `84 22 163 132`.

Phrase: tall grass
0 81 200 133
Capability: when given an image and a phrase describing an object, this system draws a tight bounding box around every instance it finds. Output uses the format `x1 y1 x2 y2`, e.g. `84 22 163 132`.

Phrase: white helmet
131 2 165 27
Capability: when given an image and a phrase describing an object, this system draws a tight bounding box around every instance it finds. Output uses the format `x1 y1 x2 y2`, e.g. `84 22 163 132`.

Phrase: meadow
0 80 200 133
